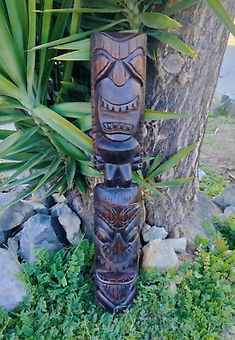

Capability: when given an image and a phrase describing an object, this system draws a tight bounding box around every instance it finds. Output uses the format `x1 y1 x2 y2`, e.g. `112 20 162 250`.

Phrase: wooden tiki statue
91 32 147 312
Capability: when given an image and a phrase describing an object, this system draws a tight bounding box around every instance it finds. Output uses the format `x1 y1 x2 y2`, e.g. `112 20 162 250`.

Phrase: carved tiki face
91 33 147 143
94 184 141 311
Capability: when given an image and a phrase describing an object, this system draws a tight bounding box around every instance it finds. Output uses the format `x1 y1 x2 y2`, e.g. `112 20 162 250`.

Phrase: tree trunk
144 0 235 234
67 0 235 241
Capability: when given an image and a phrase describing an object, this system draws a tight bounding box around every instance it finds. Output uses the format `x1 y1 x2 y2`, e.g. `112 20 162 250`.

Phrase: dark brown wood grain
91 32 147 312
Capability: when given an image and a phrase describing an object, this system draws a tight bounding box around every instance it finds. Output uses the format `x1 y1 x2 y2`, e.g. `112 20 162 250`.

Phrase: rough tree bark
67 0 235 241
144 0 235 236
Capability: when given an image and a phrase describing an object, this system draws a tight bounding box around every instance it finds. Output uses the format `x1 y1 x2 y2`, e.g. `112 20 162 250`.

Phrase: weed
199 163 228 198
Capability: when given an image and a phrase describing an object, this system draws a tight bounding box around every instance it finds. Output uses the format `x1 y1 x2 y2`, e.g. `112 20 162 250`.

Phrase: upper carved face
92 33 146 142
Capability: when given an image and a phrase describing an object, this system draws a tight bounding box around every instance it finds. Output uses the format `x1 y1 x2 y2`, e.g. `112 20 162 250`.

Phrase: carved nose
111 60 129 86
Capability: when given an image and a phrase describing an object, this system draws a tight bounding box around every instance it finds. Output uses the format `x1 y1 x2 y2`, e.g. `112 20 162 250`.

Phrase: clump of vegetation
199 164 228 198
0 239 234 339
208 108 231 120
213 216 235 250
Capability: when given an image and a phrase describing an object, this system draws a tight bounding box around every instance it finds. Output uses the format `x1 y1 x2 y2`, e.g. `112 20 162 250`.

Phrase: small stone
212 185 235 210
52 193 66 203
198 168 206 180
142 239 179 272
224 206 235 217
0 249 27 311
169 227 181 239
169 283 177 296
51 202 82 245
141 223 151 234
19 214 62 262
163 237 187 253
142 226 168 242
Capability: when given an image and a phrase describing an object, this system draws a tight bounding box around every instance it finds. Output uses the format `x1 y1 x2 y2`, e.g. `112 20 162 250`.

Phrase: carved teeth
101 96 139 112
103 122 134 132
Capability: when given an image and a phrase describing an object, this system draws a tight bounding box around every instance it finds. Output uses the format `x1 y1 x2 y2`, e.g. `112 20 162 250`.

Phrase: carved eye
95 227 112 242
128 55 144 79
94 55 110 79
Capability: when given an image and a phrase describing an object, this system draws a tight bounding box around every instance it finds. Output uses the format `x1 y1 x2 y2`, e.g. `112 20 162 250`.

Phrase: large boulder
19 214 63 262
0 249 27 311
163 237 187 253
0 198 34 232
181 192 220 251
212 185 235 210
50 202 82 245
142 239 179 272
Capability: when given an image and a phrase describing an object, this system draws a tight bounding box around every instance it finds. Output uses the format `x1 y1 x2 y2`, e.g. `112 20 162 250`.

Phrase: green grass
199 164 228 198
0 239 234 340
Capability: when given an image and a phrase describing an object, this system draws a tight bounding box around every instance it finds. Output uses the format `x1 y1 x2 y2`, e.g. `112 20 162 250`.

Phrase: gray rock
212 185 235 210
181 192 220 252
0 231 5 244
0 249 27 311
51 202 82 245
142 226 168 242
141 223 151 234
66 190 94 241
214 94 235 116
197 192 222 218
52 193 66 203
142 239 179 272
0 187 28 207
7 233 21 257
19 214 62 262
31 202 49 215
0 198 35 232
163 237 187 253
220 326 235 340
224 206 235 217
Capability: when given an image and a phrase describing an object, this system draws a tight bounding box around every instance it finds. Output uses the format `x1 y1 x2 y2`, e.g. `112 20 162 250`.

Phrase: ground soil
200 115 235 180
200 31 235 181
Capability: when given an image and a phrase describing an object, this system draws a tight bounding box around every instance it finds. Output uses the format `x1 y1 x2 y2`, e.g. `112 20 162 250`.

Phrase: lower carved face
94 199 140 310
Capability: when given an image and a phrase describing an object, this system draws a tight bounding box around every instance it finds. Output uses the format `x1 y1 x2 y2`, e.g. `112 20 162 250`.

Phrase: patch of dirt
200 116 235 180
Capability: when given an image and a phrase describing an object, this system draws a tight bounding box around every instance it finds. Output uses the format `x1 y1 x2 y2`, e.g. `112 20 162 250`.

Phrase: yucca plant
0 0 234 207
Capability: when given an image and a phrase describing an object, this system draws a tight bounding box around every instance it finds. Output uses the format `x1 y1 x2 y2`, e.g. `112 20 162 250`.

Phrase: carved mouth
102 122 134 132
96 272 136 285
101 96 139 112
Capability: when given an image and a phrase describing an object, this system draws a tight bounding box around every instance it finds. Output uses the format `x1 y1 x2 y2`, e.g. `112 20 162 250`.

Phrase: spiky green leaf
141 12 181 29
150 32 197 57
144 109 189 120
147 143 197 179
205 0 235 36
